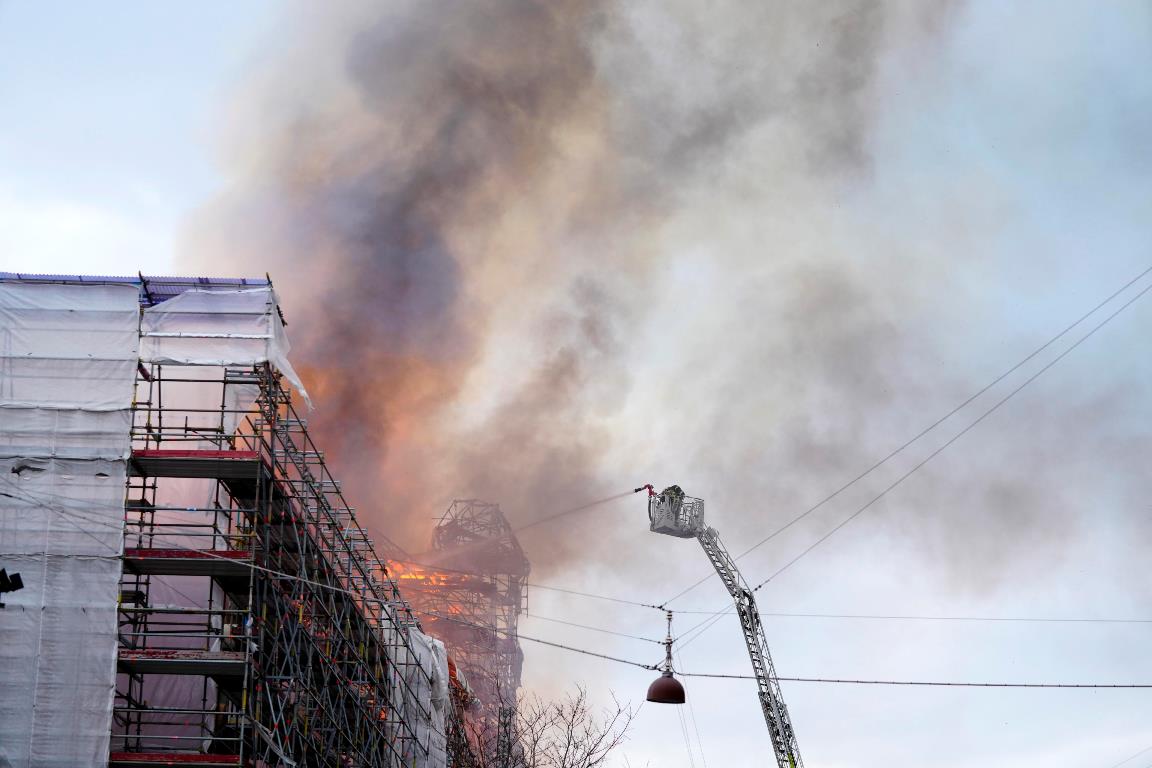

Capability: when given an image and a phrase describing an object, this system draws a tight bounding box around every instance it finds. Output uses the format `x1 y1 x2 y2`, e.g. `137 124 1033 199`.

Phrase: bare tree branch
506 687 636 768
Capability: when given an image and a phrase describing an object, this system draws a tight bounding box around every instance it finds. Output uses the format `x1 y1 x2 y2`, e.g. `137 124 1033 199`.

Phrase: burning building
0 273 500 768
392 500 531 757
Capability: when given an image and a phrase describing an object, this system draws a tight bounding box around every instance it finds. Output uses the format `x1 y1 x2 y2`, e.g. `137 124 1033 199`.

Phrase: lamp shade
646 670 686 704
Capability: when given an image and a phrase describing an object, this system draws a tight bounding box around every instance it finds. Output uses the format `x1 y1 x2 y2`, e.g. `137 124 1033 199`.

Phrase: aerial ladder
638 484 803 768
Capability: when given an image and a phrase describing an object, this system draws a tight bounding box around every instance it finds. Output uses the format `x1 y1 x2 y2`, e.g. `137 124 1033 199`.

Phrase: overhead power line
750 274 1152 595
522 611 663 644
673 271 1152 651
675 701 698 768
677 672 1152 688
8 484 666 654
413 609 657 671
14 489 1152 694
410 608 1152 690
662 262 1152 608
676 651 711 768
22 481 667 636
1107 743 1152 768
9 466 659 618
668 610 1152 625
522 581 663 611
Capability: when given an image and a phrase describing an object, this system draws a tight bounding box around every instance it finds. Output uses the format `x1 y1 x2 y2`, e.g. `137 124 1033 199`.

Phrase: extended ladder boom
696 526 803 768
644 486 803 767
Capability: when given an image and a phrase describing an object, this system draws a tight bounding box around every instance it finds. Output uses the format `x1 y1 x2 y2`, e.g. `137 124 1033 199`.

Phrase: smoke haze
4 0 1149 764
185 0 1152 602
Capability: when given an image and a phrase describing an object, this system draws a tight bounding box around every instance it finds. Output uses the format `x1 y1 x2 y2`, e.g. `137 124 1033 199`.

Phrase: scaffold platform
123 549 252 578
129 449 262 480
109 753 242 766
118 649 247 677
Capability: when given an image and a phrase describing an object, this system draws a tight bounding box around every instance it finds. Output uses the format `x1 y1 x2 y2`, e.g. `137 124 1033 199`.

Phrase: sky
0 2 272 275
3 2 1152 767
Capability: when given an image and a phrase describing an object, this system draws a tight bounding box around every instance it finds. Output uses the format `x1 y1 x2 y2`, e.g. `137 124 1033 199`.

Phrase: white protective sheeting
140 287 311 408
407 628 450 768
0 282 139 768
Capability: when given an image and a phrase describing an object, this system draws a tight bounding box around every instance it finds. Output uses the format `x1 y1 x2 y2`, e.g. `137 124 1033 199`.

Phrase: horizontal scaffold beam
118 649 246 677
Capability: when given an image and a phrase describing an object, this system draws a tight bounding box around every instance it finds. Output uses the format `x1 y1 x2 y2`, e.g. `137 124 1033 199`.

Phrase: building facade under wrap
0 275 456 768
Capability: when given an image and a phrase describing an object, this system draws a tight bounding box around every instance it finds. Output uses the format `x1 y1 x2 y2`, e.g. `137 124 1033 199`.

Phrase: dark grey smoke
187 1 969 576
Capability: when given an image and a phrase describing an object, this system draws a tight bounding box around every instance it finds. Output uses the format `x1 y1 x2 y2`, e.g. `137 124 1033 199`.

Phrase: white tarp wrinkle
0 282 138 768
407 628 450 768
140 287 312 409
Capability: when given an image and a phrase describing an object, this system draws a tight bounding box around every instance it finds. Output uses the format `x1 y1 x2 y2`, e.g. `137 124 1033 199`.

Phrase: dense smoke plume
186 0 960 563
185 0 1151 592
193 0 633 553
174 3 1152 763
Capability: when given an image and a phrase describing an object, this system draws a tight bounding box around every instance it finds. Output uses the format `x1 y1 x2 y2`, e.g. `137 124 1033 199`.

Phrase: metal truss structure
695 527 803 767
397 500 530 755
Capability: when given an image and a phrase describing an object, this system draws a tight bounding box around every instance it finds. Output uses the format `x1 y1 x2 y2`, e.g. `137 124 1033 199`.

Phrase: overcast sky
3 3 1152 767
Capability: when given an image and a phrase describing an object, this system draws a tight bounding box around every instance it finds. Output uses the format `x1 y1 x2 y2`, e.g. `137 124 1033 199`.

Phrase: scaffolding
0 275 458 768
117 361 445 766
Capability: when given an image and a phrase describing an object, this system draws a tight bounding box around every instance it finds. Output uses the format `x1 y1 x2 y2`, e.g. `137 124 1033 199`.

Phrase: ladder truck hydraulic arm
638 484 803 768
